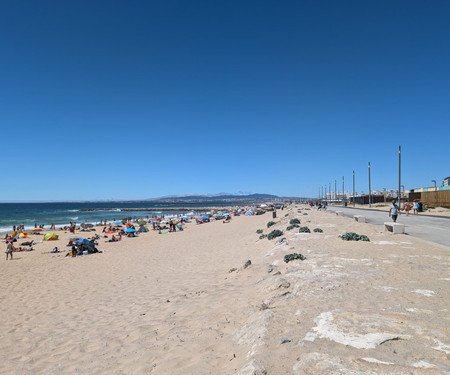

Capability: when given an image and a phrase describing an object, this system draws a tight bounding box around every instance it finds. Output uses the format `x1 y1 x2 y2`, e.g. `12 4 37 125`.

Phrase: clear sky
1 1 449 201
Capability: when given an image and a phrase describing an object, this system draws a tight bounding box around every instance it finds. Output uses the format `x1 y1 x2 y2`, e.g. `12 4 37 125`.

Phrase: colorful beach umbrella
124 228 136 233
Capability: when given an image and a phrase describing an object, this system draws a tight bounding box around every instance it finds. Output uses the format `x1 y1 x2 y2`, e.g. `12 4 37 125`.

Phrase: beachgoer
404 200 411 216
6 241 15 260
389 200 400 223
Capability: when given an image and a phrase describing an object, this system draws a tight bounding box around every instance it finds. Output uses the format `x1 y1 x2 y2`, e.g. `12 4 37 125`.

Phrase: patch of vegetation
303 213 308 215
299 226 311 233
284 253 306 263
259 234 267 239
267 221 276 228
289 218 301 225
313 228 323 233
267 229 283 240
339 232 370 241
256 229 263 234
286 224 300 231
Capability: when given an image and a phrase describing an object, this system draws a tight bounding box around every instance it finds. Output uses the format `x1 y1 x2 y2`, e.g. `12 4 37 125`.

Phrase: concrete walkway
326 206 450 250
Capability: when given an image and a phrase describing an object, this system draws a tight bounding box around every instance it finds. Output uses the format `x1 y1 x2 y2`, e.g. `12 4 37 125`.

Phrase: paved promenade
326 206 450 250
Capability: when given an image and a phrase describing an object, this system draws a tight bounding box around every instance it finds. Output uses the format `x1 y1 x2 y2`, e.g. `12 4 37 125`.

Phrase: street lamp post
353 170 355 207
335 180 337 202
398 146 401 209
368 162 372 208
342 176 345 206
432 180 437 207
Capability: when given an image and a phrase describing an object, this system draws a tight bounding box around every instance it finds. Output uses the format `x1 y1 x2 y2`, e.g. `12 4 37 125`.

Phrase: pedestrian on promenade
413 200 419 215
404 200 411 216
389 200 400 223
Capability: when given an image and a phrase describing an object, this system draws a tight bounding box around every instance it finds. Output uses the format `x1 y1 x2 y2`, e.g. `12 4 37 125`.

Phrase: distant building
443 177 450 187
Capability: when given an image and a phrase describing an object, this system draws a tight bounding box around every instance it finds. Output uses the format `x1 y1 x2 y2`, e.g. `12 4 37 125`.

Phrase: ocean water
0 201 224 234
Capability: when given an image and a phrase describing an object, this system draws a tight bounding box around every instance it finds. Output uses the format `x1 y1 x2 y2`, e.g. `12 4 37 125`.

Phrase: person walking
389 200 400 223
404 200 411 216
6 240 15 260
413 200 419 215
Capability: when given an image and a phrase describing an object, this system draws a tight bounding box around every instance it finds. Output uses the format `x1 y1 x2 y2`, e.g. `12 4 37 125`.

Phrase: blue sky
1 1 449 201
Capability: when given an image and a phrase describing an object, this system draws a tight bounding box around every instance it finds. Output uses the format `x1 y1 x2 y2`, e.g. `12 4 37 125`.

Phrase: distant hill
152 193 279 201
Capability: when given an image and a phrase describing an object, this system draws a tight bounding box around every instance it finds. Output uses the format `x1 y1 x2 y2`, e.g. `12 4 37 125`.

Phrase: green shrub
256 229 263 234
267 230 283 240
284 253 306 263
299 226 311 233
287 224 300 230
259 234 267 239
303 213 308 215
267 221 276 228
339 232 370 241
313 228 323 233
289 218 301 225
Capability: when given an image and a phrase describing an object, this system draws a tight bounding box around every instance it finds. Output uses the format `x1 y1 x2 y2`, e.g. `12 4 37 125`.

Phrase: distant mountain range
152 193 280 201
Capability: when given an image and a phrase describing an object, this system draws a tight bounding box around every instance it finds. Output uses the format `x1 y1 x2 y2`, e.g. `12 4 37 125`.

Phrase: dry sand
1 205 449 374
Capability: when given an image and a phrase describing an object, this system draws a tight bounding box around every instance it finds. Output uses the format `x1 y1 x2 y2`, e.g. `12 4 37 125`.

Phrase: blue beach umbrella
114 221 121 225
202 215 209 219
124 228 136 233
76 238 91 244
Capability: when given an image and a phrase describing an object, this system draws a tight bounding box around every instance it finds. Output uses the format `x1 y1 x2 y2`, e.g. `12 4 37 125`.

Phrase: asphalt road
326 206 450 250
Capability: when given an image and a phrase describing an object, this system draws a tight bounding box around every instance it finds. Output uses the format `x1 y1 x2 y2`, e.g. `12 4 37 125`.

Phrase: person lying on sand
108 235 120 242
15 247 34 252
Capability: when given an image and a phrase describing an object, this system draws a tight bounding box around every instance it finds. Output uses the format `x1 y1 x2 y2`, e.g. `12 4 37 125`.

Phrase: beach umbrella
202 215 209 219
114 221 121 225
44 233 59 241
138 220 146 226
105 230 115 234
124 228 136 233
76 238 91 244
32 228 42 232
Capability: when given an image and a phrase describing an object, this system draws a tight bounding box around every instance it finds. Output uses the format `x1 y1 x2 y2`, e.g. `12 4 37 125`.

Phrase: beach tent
44 233 59 241
137 226 149 233
14 232 28 239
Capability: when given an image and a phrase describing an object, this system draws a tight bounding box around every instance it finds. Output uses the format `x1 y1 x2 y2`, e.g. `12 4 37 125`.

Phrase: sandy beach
1 205 449 374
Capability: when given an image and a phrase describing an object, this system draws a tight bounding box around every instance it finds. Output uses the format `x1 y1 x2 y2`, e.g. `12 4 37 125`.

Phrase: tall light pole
368 162 372 208
432 180 437 207
335 180 337 202
398 146 401 209
325 186 327 201
353 170 355 207
342 176 345 206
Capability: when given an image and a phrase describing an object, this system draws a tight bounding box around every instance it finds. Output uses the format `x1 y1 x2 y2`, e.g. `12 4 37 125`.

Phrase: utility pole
353 170 355 207
398 146 401 209
325 186 327 201
368 162 372 208
342 176 345 206
432 180 437 207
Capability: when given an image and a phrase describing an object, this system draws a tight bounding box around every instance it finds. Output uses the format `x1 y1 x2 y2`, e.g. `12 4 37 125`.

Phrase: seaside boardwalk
1 205 449 374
